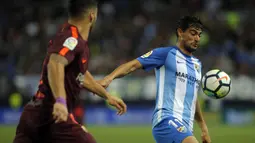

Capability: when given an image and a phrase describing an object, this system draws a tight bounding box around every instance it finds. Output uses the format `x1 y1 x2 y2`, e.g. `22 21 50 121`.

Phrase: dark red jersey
13 23 96 143
35 23 90 111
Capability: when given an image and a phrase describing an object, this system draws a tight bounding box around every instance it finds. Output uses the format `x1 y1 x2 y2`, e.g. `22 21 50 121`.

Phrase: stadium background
0 0 255 142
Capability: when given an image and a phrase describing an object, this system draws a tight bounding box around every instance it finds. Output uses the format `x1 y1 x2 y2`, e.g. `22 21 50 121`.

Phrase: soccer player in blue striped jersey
98 16 211 143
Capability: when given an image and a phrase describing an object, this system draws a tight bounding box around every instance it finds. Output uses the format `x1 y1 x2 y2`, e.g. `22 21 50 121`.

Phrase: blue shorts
152 116 193 143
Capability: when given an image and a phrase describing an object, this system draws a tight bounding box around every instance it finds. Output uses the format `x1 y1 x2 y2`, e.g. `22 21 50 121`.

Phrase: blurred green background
1 113 255 143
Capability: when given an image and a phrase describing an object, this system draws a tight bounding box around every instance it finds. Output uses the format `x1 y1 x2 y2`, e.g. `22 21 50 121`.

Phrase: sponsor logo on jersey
176 72 201 84
63 37 78 50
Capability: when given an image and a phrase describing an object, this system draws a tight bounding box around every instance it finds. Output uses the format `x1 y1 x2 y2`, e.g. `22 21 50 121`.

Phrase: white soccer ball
201 69 231 99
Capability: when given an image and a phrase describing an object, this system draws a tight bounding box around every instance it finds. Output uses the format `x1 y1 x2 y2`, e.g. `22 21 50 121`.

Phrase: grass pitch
0 113 254 143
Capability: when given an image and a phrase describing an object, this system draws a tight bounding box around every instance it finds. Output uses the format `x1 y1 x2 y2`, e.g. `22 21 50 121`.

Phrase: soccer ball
201 69 231 99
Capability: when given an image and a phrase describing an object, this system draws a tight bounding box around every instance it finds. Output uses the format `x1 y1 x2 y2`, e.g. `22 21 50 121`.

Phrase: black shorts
13 103 96 143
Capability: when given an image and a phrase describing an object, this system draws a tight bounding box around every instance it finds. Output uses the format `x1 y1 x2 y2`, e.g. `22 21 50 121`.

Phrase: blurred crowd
0 0 255 83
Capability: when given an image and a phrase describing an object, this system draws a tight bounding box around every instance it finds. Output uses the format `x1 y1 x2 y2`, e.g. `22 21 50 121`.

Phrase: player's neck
68 19 90 41
176 42 192 56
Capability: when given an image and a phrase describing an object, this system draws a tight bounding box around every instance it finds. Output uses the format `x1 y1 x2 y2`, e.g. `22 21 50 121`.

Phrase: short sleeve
137 48 170 71
48 30 79 63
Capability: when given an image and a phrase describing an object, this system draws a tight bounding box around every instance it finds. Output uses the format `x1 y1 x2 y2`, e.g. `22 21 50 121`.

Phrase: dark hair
176 16 203 38
68 0 98 18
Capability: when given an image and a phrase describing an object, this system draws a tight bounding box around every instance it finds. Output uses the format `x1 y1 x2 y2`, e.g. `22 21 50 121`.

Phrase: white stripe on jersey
156 65 165 122
188 57 202 131
173 51 187 121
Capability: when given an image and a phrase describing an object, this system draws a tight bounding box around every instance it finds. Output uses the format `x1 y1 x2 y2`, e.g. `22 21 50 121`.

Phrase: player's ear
177 28 183 38
89 13 93 22
91 8 98 22
89 12 97 23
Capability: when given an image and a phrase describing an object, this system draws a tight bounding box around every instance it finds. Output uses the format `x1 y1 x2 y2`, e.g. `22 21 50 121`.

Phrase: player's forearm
108 59 142 80
83 71 111 100
195 100 206 128
48 55 67 100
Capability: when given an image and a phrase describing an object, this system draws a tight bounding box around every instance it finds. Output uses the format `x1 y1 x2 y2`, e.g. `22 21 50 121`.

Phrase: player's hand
52 102 68 123
106 96 127 115
97 76 113 88
201 125 211 143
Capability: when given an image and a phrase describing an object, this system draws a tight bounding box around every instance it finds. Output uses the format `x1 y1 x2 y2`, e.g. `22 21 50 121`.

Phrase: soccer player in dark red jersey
13 0 127 143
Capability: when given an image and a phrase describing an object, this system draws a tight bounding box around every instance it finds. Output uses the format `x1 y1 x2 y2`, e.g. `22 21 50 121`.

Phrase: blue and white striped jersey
137 46 202 131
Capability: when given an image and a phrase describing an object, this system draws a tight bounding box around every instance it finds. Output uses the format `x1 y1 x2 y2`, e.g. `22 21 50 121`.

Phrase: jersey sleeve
137 48 169 71
48 31 79 63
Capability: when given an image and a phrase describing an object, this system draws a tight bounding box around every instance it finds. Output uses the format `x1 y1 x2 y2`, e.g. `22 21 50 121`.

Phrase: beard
184 43 197 53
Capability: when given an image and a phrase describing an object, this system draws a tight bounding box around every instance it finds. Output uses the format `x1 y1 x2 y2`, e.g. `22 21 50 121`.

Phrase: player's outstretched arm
48 53 69 123
98 59 142 88
107 59 142 79
83 71 127 115
99 48 170 88
195 100 211 143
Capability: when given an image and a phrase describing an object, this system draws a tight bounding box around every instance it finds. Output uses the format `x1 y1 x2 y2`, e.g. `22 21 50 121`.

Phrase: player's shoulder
52 23 81 51
58 23 79 37
152 46 176 54
154 46 175 51
152 46 178 58
191 56 202 64
191 57 202 70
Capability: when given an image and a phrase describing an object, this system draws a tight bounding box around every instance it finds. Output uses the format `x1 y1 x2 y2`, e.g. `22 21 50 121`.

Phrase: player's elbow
129 66 137 72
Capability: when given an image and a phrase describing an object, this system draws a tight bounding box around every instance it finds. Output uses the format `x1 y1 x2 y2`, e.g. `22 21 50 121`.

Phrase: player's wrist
200 122 208 131
55 97 67 106
104 93 113 101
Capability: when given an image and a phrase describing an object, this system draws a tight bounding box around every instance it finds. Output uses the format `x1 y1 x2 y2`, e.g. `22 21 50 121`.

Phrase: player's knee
182 136 199 143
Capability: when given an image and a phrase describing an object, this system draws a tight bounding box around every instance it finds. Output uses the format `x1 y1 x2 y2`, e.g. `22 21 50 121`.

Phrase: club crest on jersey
177 126 187 133
194 63 200 72
141 51 153 58
63 37 78 50
76 73 84 86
